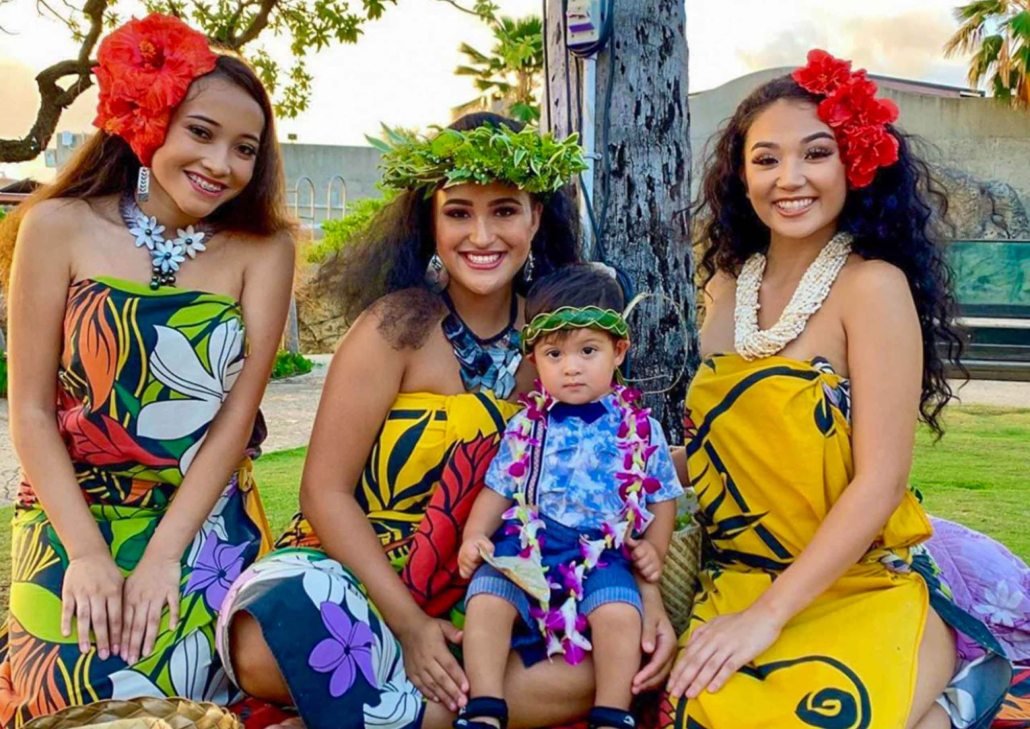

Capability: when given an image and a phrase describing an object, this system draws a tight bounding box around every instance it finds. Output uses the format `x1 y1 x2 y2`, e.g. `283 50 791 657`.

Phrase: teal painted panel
948 240 1030 309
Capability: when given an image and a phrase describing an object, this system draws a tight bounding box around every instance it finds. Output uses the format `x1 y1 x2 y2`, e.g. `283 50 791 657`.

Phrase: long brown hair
0 54 293 288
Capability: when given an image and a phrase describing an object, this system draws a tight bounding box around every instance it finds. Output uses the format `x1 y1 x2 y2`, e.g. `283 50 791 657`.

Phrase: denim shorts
466 513 642 666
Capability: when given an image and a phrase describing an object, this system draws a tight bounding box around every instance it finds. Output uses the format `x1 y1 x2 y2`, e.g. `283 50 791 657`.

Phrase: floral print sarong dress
0 277 272 729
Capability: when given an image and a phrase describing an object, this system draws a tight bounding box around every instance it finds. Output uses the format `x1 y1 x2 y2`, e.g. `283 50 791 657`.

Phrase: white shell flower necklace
734 231 853 360
120 193 213 290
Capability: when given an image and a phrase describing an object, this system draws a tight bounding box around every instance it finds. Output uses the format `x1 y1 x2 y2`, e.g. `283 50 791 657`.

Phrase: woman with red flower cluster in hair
0 12 293 726
658 50 1026 729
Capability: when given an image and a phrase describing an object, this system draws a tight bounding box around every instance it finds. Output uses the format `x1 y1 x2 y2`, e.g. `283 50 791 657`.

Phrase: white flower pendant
119 194 213 290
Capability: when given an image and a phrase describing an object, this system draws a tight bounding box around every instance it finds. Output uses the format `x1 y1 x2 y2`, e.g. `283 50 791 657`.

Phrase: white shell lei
734 231 853 360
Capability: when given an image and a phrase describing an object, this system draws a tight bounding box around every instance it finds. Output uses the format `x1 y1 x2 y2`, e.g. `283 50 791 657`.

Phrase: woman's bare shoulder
19 197 99 236
836 255 912 304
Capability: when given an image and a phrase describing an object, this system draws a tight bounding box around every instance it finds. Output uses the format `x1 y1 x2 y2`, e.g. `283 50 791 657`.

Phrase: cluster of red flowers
792 49 900 188
92 13 217 165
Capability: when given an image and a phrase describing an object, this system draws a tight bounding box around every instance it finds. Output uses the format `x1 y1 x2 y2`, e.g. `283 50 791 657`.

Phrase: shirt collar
548 392 619 424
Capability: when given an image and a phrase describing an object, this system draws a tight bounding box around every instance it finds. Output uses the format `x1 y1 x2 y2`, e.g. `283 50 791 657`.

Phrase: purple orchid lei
501 382 660 665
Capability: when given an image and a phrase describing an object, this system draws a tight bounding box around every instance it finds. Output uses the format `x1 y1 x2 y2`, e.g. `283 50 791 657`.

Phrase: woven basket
23 698 242 729
659 519 703 636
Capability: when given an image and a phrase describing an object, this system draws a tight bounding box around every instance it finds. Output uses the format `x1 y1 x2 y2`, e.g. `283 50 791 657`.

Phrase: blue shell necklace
441 290 522 401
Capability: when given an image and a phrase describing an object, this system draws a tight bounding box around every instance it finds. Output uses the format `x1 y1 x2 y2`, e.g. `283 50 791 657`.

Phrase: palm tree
945 0 1030 109
453 15 544 123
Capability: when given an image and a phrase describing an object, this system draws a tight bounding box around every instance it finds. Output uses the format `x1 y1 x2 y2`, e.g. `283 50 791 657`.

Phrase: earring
424 253 450 293
522 251 535 284
136 166 151 203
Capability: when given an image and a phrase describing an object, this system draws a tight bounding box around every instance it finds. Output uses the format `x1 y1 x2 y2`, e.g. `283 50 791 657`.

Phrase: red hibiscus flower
92 13 217 165
792 49 852 96
817 74 898 131
840 124 900 188
94 94 172 165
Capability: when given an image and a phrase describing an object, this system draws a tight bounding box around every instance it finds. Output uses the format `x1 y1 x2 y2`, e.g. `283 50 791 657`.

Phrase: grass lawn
0 405 1027 615
909 405 1030 559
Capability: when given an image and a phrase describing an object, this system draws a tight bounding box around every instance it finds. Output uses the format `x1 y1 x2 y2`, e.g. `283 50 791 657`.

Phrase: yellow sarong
674 353 934 729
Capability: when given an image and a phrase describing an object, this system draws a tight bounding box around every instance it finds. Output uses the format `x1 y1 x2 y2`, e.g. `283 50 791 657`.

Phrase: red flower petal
93 13 216 163
792 49 853 96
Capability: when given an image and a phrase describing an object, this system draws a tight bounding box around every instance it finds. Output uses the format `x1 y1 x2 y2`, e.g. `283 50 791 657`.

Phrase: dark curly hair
696 75 965 437
319 112 581 349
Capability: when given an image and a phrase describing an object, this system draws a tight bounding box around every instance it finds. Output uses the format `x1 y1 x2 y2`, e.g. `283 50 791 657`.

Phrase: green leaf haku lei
520 306 630 355
368 123 588 196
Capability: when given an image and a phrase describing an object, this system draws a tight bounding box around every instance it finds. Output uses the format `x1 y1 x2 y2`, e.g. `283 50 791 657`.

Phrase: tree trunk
543 0 699 440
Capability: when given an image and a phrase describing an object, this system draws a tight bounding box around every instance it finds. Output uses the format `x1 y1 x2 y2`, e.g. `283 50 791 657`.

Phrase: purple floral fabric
926 517 1030 662
309 602 378 697
185 533 250 611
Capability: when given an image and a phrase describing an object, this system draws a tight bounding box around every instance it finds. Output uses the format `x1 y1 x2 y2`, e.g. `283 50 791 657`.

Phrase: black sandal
587 706 637 729
453 697 509 729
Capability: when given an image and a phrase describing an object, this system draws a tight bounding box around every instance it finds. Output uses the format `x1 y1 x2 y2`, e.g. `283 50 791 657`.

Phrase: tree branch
230 0 276 48
0 0 107 163
434 0 480 17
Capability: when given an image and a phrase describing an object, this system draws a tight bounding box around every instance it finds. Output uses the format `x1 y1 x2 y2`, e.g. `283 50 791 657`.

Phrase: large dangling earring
521 251 535 284
136 166 151 203
425 253 450 293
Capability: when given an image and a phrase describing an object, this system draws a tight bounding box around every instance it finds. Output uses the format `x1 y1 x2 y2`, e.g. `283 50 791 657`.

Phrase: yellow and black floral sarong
663 353 1011 729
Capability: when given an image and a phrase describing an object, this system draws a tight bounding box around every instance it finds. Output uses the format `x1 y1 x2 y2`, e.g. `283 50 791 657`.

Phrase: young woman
662 51 1023 729
0 14 294 726
216 114 679 729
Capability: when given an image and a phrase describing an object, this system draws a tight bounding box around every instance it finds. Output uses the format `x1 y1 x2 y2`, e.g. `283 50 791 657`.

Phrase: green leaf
365 135 392 153
111 518 158 571
431 133 461 157
383 124 410 146
10 582 77 644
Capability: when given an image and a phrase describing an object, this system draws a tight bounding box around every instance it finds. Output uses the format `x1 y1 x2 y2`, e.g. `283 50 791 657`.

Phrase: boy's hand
458 535 494 579
627 534 663 583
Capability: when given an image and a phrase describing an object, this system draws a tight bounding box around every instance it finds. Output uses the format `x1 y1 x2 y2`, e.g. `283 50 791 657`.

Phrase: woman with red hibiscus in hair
0 13 293 727
660 51 1025 729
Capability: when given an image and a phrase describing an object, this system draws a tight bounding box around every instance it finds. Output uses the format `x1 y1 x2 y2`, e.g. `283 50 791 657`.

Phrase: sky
0 0 973 180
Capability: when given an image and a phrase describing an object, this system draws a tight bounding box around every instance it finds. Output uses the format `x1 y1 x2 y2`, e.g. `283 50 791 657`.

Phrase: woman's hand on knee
666 608 782 700
121 553 182 664
61 551 124 659
397 615 468 713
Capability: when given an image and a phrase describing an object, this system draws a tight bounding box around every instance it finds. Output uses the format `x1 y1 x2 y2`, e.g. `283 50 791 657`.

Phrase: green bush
0 350 6 399
306 195 395 264
271 350 314 380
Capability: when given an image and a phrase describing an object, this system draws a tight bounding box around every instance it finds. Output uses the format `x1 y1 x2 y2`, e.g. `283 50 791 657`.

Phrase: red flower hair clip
792 49 900 188
93 13 217 166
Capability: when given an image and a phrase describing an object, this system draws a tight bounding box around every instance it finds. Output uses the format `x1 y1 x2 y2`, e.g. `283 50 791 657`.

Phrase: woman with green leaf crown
217 112 680 729
0 13 295 728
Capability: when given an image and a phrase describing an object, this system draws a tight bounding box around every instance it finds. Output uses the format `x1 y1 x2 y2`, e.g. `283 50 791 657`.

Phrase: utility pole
542 0 699 439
